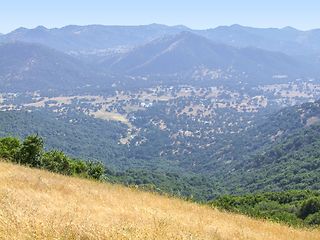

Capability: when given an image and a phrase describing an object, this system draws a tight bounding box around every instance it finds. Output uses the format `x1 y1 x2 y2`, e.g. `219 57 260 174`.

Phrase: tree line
211 190 320 227
0 134 104 180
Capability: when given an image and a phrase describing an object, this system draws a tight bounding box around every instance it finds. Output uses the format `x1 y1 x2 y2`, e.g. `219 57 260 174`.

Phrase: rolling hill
225 122 320 194
0 110 129 170
0 41 115 91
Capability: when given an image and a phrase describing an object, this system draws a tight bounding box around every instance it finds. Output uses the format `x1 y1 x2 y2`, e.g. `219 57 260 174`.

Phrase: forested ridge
0 110 130 170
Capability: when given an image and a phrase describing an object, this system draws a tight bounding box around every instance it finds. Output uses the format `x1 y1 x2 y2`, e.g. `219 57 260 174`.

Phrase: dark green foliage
86 160 105 180
305 212 320 225
73 159 90 176
18 134 44 167
298 197 320 220
221 121 320 194
210 190 320 227
103 168 219 202
0 135 21 160
0 134 104 180
42 149 76 175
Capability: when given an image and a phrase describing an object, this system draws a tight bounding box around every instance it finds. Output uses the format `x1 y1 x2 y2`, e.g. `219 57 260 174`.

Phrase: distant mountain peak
229 24 243 28
171 25 190 30
35 25 48 31
98 31 315 80
11 27 28 34
282 26 299 32
174 31 209 41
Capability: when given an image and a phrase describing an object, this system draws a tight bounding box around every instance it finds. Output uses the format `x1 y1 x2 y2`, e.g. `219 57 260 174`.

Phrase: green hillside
1 98 320 197
222 122 320 194
0 110 130 170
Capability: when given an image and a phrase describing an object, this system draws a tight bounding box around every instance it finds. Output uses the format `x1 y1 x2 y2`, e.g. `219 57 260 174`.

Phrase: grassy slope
0 161 319 239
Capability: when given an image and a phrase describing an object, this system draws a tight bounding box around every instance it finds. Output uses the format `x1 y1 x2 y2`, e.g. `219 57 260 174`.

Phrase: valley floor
0 161 319 239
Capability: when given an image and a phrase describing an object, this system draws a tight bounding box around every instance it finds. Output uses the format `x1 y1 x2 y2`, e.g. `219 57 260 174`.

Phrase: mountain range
0 24 187 59
98 31 317 81
194 24 320 56
1 24 320 58
1 29 319 92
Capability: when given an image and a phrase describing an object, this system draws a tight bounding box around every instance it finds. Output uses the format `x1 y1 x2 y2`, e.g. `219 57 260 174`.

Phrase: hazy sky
1 0 319 33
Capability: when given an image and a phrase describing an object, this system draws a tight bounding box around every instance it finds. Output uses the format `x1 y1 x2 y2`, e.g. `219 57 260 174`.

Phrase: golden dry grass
0 161 319 239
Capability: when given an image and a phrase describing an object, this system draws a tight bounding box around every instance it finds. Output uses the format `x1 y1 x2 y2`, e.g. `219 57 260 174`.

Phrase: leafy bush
18 134 44 167
0 135 21 160
210 190 320 227
42 149 75 175
86 160 105 180
305 212 320 225
297 197 320 220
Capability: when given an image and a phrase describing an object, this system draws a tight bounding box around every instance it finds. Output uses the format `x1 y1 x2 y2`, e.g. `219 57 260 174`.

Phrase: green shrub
86 160 104 180
0 135 21 160
305 212 320 225
42 149 75 175
297 197 320 220
18 134 44 167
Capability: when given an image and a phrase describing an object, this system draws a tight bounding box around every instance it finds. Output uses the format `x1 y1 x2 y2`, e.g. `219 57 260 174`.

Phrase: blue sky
1 0 319 33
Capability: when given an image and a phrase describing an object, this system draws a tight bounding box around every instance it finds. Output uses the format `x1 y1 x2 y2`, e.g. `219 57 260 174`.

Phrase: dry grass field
0 161 319 239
